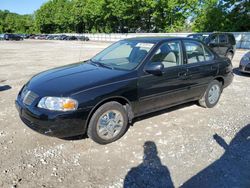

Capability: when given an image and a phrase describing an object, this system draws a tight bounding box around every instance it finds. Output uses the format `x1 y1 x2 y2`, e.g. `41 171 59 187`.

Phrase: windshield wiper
88 59 99 67
89 59 114 69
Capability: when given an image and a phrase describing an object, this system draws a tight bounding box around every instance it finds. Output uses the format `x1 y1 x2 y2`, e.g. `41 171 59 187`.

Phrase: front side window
150 41 182 68
184 41 205 64
91 40 155 70
219 34 227 43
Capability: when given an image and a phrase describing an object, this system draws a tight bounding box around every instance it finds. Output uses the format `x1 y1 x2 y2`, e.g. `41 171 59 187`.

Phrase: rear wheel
199 80 222 108
87 102 128 144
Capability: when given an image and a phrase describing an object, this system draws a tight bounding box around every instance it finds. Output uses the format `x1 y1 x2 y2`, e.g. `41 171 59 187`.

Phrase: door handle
211 65 218 70
178 71 187 79
178 71 187 77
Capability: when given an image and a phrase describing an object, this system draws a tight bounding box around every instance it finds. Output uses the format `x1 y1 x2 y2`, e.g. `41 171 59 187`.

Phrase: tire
87 102 128 144
199 80 222 108
226 51 234 60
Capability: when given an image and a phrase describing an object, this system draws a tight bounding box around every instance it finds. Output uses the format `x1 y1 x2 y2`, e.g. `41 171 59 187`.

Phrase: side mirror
145 62 164 76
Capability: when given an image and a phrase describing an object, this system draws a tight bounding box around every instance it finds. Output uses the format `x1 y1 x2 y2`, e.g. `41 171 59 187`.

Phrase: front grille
21 87 39 106
245 67 250 72
245 64 250 72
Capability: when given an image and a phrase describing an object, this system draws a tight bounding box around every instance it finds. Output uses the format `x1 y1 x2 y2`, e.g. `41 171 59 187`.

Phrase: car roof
124 36 192 43
193 32 234 36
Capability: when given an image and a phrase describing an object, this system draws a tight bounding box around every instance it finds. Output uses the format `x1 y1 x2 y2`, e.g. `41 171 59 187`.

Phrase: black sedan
16 37 234 144
3 34 23 41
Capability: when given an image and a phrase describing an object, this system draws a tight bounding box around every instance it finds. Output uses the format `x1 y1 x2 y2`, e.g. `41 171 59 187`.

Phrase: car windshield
90 40 155 70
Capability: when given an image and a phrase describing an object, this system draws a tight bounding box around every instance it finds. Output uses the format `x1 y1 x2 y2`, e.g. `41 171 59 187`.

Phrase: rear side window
209 35 218 44
184 41 205 64
219 34 228 43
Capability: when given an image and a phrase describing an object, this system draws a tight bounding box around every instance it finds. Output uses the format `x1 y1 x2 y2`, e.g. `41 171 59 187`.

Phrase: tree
1 0 249 34
0 10 36 33
192 0 250 32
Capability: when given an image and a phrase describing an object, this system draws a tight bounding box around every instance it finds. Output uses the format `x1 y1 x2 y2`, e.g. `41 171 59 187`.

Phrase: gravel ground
0 40 249 188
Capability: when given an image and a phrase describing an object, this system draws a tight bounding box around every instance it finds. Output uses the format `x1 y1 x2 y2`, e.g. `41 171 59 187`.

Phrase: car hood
26 62 132 97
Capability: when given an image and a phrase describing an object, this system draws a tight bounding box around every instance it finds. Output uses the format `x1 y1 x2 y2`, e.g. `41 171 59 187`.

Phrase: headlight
242 56 250 62
38 97 78 111
240 56 250 66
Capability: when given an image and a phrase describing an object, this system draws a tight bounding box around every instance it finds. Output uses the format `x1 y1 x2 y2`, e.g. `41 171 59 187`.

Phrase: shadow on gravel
233 68 250 77
124 141 174 188
181 124 250 188
0 85 11 91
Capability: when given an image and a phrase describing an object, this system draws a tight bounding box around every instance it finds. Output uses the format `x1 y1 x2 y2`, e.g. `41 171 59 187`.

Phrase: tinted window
150 41 182 68
219 34 227 43
209 35 218 44
184 41 205 64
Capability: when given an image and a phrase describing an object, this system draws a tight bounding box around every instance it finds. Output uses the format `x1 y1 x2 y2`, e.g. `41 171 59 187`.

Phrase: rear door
137 40 190 114
182 40 218 99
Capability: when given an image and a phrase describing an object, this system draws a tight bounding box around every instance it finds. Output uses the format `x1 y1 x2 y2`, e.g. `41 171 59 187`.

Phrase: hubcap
208 84 220 105
97 110 124 140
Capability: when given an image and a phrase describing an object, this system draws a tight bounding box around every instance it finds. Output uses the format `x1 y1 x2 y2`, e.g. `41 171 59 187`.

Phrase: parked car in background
16 37 233 144
0 34 4 40
24 34 91 41
37 35 48 40
65 36 78 40
59 35 67 40
29 34 37 39
3 34 23 41
19 34 30 39
46 35 58 40
187 33 209 41
187 32 236 60
77 36 90 41
239 51 250 73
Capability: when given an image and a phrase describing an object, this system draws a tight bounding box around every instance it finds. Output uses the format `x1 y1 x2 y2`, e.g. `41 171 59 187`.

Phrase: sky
0 0 48 15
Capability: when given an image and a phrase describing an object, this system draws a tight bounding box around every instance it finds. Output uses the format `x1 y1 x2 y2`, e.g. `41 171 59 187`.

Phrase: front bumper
15 99 88 138
239 63 250 73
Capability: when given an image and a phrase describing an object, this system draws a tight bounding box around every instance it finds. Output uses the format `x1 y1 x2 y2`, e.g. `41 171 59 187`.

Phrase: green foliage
34 0 201 33
192 0 250 32
0 10 36 33
0 0 249 34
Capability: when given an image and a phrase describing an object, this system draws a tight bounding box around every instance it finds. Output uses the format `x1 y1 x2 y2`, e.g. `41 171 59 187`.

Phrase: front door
137 40 189 115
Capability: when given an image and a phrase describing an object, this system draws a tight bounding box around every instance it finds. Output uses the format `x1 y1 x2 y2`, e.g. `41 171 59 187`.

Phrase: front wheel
87 102 128 144
199 80 222 108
